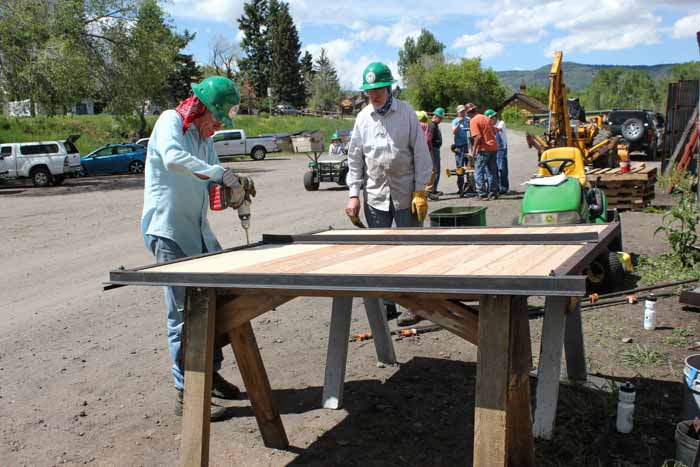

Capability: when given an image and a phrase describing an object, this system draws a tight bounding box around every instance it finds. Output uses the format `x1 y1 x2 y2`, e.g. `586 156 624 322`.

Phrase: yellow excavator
526 51 621 167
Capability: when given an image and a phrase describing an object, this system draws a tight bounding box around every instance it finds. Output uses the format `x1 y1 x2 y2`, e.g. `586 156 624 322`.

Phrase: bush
502 106 525 125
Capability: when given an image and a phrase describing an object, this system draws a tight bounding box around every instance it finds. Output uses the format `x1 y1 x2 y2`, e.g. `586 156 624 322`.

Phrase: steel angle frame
262 231 601 245
107 269 587 297
553 222 622 275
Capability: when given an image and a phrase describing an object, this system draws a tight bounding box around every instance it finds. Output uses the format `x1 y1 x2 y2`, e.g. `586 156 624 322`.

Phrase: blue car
80 144 146 176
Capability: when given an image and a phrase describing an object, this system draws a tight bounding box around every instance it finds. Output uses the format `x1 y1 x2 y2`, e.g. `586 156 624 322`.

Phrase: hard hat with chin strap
191 76 241 127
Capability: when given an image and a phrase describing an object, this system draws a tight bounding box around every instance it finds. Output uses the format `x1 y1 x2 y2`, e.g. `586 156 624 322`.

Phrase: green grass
635 254 700 286
621 344 670 367
0 114 354 156
663 327 695 348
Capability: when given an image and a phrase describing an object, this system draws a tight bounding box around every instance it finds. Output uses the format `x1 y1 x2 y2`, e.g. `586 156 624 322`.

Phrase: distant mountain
496 62 678 92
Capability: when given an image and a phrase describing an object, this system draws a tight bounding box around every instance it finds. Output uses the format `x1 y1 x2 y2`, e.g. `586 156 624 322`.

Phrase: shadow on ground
224 355 685 466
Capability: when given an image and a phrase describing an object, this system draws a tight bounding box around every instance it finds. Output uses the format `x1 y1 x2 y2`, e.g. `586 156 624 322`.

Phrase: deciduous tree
397 29 445 78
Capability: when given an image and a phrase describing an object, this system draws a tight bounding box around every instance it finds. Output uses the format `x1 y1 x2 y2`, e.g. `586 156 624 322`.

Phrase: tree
267 0 305 106
238 0 270 100
164 31 202 106
404 58 507 113
525 83 549 106
397 28 445 78
309 48 340 111
108 0 180 136
582 68 659 111
209 35 239 79
300 50 315 103
670 61 700 82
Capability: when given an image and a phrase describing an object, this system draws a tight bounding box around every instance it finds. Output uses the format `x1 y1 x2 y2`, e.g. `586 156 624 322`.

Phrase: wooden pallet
586 163 657 211
586 163 657 183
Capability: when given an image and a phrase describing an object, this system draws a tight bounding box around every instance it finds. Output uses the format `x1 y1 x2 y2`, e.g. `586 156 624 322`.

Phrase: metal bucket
683 354 700 420
675 420 699 467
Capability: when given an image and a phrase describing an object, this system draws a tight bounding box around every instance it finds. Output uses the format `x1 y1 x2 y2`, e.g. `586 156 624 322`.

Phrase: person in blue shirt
451 105 471 196
141 76 254 421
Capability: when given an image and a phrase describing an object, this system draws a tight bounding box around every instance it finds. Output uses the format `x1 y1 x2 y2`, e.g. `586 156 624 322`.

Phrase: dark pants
497 147 509 194
427 146 441 193
454 144 467 192
475 151 498 197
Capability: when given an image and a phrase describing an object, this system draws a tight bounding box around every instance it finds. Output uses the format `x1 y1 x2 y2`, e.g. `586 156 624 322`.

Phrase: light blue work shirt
141 110 225 257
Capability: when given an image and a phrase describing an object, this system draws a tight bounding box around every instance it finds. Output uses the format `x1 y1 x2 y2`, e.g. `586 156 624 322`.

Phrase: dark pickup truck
606 109 664 159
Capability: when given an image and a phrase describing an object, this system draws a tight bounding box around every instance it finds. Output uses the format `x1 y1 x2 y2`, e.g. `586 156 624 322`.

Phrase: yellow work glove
411 190 428 222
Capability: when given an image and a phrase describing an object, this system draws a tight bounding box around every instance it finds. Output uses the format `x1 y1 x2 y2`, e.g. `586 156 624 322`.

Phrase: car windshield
608 111 644 125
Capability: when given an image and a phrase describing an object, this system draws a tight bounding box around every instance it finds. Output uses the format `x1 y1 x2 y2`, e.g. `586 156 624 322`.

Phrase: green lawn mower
519 147 629 293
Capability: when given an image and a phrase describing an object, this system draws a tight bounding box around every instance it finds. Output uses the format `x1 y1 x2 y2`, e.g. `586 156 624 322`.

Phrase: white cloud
166 0 243 23
350 18 421 47
453 33 504 59
672 11 700 38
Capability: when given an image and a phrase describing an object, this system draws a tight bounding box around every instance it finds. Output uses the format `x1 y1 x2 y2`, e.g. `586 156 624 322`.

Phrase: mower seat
538 147 586 185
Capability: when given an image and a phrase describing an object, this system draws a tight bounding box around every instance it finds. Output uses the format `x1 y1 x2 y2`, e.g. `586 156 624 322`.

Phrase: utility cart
300 130 350 191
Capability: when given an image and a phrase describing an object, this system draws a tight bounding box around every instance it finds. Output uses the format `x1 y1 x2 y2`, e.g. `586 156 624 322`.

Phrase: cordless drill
209 174 255 244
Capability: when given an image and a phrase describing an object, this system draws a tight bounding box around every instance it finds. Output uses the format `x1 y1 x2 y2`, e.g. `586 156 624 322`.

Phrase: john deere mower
519 147 629 293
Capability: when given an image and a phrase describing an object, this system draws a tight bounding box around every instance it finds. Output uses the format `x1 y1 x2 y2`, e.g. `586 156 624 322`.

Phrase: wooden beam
228 322 289 449
564 298 587 381
393 296 478 345
180 288 216 467
473 295 535 467
216 294 293 336
363 298 396 364
322 297 353 409
533 296 568 439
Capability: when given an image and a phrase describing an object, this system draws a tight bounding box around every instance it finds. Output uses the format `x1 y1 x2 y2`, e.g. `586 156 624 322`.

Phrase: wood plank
228 322 289 449
180 288 216 467
394 296 479 345
363 298 397 364
216 294 293 336
322 297 353 409
564 298 587 381
473 295 511 466
533 296 568 439
506 296 535 466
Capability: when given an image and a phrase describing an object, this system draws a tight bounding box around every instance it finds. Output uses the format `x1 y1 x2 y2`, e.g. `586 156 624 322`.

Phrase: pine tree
300 50 315 104
166 31 202 105
267 0 305 107
238 0 270 99
309 48 340 111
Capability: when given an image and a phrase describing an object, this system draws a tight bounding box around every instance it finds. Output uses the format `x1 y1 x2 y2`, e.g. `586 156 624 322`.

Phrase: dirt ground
1 125 697 467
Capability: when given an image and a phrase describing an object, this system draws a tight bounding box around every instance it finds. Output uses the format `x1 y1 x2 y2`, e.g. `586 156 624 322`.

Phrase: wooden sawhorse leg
474 295 535 467
180 287 216 467
229 321 289 449
322 297 396 410
564 298 587 381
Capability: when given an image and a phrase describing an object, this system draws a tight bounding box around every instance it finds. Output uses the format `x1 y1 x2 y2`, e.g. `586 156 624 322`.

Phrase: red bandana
175 96 208 133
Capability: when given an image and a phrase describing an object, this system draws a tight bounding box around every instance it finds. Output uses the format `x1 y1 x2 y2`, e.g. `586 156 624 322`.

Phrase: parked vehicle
606 109 664 159
272 104 297 116
0 135 82 187
212 129 280 161
80 144 146 176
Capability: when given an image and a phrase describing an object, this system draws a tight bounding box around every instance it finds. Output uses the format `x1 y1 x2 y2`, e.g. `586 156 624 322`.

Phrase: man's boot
397 309 422 326
211 372 240 400
175 389 228 422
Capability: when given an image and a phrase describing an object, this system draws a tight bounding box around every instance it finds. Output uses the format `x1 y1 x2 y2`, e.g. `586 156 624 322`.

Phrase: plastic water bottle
644 293 657 330
616 382 636 433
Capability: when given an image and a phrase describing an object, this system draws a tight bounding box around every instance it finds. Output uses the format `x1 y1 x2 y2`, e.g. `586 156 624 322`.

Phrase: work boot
211 372 240 400
397 309 423 327
175 389 228 422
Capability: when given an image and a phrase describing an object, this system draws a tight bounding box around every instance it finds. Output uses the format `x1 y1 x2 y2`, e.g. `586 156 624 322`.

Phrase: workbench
107 223 621 466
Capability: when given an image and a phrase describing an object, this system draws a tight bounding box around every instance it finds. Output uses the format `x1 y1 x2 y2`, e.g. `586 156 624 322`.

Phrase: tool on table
209 169 256 244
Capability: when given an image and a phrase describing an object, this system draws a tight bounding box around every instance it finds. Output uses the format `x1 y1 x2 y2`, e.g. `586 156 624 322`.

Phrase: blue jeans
430 146 441 193
475 151 498 197
364 201 423 228
454 145 468 192
147 235 223 390
497 147 509 193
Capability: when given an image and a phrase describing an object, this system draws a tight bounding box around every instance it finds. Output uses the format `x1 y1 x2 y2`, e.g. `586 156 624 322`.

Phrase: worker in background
416 111 432 153
451 104 471 197
328 132 346 156
141 76 254 421
346 62 433 326
427 108 444 200
465 102 499 200
486 108 510 195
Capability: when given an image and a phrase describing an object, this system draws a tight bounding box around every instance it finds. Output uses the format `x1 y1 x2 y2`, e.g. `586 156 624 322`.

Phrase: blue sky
163 0 700 89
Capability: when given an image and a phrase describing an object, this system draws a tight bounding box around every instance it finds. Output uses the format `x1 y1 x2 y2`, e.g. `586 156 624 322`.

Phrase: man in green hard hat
141 76 255 420
427 107 445 200
345 62 433 326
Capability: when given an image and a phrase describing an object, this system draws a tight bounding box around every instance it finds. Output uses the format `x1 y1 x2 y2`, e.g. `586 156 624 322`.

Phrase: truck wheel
303 170 319 191
586 249 625 294
53 174 66 185
31 167 52 187
251 147 266 161
621 118 644 143
129 160 144 174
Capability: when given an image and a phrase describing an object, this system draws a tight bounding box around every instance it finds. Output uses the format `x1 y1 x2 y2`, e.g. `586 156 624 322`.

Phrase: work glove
411 190 428 223
221 168 251 208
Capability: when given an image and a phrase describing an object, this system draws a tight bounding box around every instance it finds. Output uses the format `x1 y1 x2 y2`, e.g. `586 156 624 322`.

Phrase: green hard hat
484 108 497 118
331 132 339 140
433 107 446 118
191 76 240 127
361 62 396 91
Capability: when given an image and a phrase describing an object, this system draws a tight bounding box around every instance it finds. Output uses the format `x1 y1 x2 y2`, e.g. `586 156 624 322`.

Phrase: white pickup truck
0 135 82 187
212 129 280 161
